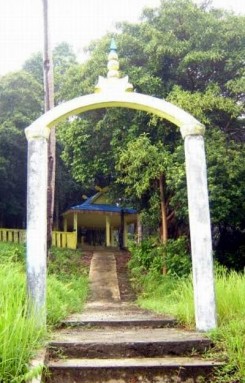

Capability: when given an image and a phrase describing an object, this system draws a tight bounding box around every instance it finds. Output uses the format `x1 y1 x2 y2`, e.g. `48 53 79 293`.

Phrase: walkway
44 250 222 383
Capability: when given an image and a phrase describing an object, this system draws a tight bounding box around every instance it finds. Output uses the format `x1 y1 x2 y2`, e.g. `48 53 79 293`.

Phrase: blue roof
70 203 136 214
67 193 137 215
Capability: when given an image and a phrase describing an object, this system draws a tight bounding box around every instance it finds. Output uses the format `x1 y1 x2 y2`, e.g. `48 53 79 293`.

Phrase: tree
116 134 174 243
57 0 244 261
0 44 80 230
23 52 44 85
0 71 43 226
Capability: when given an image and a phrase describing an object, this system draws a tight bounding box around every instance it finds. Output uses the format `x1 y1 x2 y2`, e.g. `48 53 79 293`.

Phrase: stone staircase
42 251 222 382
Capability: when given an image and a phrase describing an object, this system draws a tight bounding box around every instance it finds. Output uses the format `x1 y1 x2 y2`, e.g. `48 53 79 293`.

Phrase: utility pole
42 0 55 249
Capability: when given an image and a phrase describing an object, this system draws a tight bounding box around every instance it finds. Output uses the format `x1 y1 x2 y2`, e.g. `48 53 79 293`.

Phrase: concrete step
62 303 177 328
48 328 212 358
62 315 176 329
44 356 222 383
62 317 176 328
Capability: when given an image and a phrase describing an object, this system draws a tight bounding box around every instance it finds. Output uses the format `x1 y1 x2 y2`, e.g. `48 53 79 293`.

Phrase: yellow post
62 232 67 248
14 231 18 243
73 213 78 233
73 213 78 248
67 232 77 249
106 216 111 247
52 232 56 247
57 233 61 248
8 231 13 242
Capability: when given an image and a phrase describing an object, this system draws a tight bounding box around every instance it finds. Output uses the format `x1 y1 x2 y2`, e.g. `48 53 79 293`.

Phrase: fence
0 228 26 244
51 231 77 249
0 228 77 249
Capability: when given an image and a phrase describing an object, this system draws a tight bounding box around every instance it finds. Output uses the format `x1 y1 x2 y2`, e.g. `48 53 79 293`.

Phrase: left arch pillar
25 125 50 326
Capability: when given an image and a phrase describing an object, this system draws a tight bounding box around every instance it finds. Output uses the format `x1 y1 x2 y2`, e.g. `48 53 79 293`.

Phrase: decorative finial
110 38 117 51
95 39 133 93
107 39 120 79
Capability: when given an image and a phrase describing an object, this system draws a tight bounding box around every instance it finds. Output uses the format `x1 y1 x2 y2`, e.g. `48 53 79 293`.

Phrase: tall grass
133 269 245 382
47 274 88 326
0 261 44 382
0 242 89 382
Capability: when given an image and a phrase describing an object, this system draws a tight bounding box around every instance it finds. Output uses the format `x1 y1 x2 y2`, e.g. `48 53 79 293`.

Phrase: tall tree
42 0 55 248
57 0 245 253
0 71 43 227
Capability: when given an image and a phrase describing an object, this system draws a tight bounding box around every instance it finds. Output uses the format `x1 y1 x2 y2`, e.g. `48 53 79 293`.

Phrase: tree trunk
42 0 55 249
159 174 168 243
159 174 168 274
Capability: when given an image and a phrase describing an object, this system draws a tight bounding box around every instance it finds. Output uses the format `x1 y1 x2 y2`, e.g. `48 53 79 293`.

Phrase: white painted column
106 216 111 247
25 125 50 326
184 135 217 331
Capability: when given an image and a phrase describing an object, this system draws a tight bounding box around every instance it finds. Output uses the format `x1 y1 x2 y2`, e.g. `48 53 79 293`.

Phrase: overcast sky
0 0 244 76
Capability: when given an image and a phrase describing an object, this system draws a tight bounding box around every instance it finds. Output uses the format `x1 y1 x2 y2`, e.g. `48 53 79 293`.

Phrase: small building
63 192 138 248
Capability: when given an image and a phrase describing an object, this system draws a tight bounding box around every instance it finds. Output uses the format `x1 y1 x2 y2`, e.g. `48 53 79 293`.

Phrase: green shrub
0 242 25 265
129 236 191 280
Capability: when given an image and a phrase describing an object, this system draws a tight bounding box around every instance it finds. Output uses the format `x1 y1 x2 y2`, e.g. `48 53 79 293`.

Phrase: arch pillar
183 132 217 331
25 125 50 326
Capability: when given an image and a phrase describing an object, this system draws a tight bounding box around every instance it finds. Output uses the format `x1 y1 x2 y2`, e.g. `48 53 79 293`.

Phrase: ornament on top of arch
95 38 133 94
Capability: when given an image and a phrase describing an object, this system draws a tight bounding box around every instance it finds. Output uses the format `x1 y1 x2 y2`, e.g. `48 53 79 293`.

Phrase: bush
128 236 191 280
0 242 25 265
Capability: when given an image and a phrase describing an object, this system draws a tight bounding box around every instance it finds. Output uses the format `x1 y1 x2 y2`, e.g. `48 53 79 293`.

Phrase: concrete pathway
88 251 120 303
64 249 175 325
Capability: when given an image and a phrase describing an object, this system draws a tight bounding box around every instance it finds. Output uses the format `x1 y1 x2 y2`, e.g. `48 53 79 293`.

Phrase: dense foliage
128 236 191 277
57 0 245 267
0 0 244 267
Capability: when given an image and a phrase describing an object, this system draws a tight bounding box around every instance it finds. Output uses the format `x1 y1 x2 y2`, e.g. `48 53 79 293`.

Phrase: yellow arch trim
25 92 205 140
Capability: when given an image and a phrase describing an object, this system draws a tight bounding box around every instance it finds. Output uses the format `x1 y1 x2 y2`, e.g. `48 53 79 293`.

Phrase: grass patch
0 262 44 383
131 267 245 382
0 242 89 382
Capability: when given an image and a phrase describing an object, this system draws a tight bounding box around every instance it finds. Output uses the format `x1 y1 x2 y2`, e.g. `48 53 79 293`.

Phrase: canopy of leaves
0 0 244 267
0 71 43 226
57 0 244 245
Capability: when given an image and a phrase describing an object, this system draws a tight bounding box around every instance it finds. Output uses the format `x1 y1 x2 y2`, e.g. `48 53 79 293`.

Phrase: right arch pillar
184 133 217 331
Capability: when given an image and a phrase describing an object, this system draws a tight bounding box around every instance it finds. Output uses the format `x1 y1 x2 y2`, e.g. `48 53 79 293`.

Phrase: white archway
25 50 216 331
25 91 205 140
